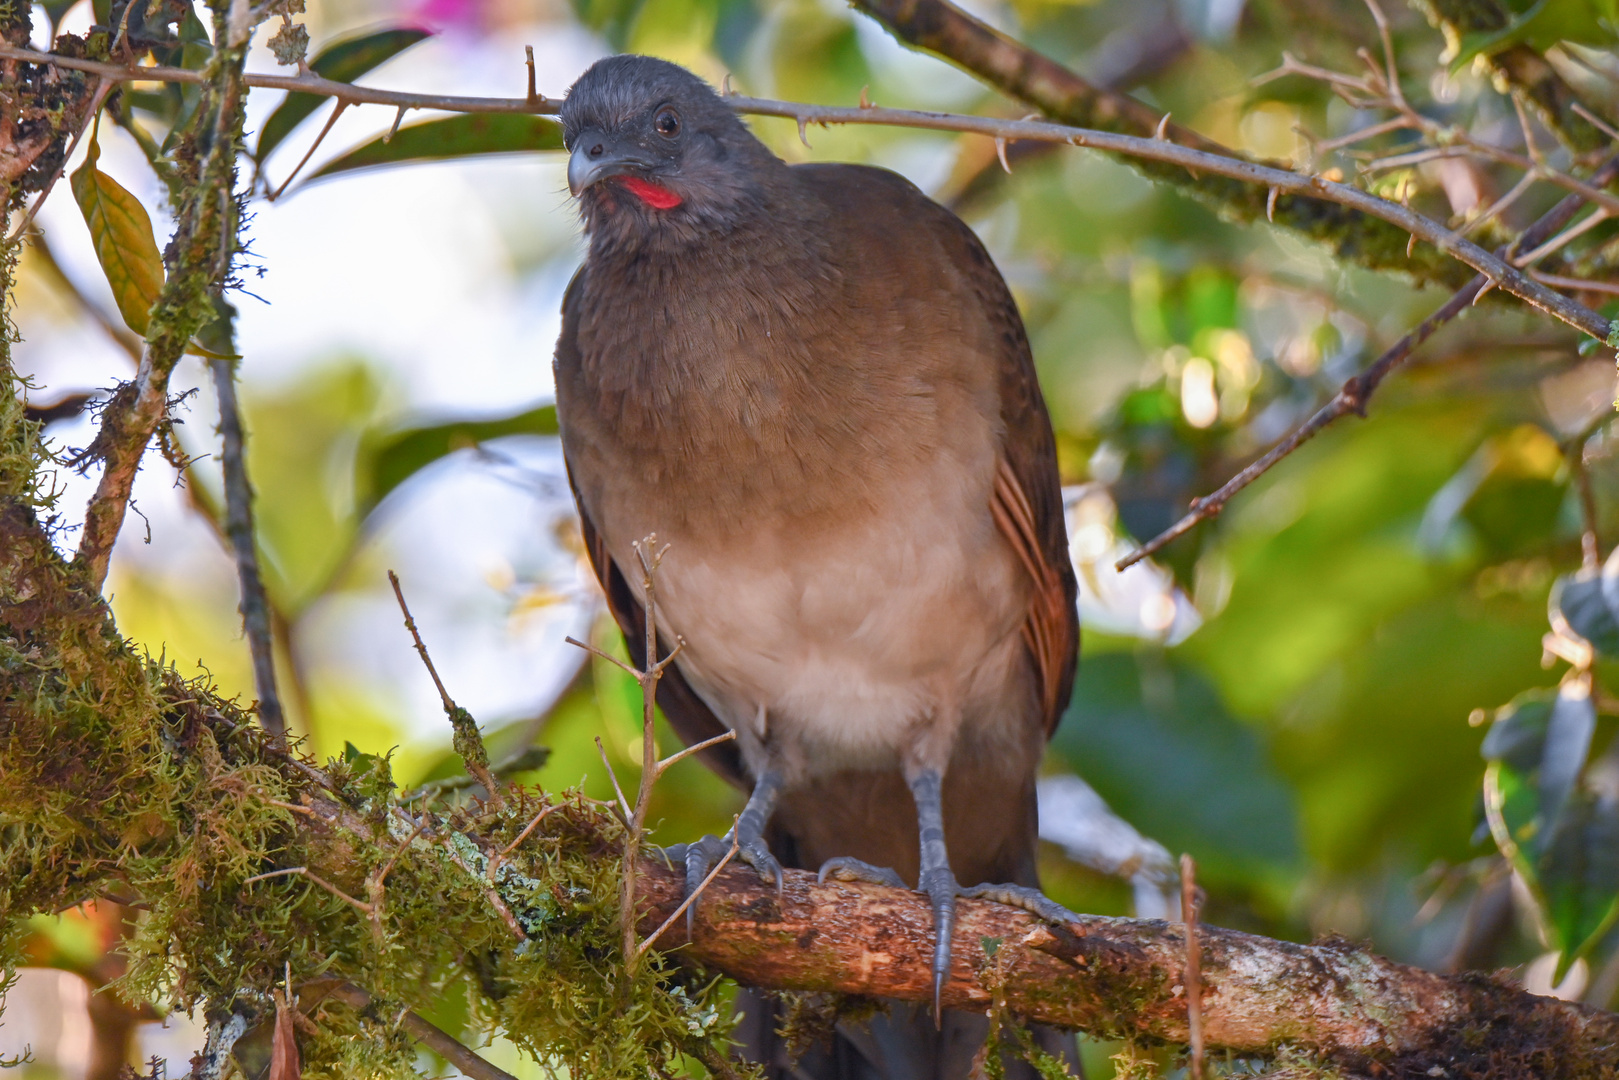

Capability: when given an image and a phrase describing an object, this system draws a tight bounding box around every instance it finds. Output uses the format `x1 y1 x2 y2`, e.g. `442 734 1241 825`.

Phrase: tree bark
632 856 1619 1078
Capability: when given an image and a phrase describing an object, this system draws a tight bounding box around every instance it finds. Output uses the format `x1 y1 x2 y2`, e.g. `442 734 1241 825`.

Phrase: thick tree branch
623 859 1619 1077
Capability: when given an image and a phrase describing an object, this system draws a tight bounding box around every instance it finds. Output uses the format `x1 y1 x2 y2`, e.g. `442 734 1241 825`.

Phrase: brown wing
557 271 749 790
946 201 1080 737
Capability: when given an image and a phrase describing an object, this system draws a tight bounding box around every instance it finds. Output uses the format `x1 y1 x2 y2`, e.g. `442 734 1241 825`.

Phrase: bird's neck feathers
579 145 795 260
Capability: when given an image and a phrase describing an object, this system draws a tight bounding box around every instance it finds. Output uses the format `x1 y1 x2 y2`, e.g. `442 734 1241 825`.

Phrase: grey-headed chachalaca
554 55 1081 1079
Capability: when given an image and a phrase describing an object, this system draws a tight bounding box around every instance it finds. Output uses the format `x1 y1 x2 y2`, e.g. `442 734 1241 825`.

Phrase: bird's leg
816 767 1083 1022
909 766 959 1019
663 768 784 935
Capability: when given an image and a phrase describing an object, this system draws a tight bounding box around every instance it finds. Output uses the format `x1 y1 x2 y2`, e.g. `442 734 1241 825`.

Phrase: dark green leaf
1481 690 1554 773
1541 787 1619 980
253 27 433 163
71 143 165 336
1540 681 1596 841
1555 574 1619 657
358 403 559 515
305 115 564 184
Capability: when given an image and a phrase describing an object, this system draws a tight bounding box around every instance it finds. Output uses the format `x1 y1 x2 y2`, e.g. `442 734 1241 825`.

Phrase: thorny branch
0 44 1614 343
1118 149 1619 569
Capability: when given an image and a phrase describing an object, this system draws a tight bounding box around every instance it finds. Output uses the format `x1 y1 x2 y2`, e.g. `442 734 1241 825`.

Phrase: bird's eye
654 110 680 137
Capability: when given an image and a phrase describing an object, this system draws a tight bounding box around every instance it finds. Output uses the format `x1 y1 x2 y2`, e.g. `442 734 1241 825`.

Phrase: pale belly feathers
597 455 1031 783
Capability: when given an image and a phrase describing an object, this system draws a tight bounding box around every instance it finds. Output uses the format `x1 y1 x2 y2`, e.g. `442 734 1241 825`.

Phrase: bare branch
1180 854 1205 1080
388 570 502 807
1118 151 1619 569
210 355 284 740
655 729 737 778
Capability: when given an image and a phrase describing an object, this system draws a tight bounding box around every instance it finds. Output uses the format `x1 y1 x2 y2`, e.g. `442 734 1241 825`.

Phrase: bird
553 55 1081 1079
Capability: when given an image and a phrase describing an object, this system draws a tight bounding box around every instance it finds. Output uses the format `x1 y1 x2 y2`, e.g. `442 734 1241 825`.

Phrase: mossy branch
4 478 1617 1077
71 6 248 589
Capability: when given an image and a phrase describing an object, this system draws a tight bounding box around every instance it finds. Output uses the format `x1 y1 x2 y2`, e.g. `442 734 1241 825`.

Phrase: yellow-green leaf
72 147 165 337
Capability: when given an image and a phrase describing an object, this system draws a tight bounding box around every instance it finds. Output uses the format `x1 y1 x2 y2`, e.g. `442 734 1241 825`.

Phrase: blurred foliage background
10 0 1619 1073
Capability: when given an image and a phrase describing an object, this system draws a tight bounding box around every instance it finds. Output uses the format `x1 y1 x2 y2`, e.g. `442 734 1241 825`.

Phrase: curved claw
959 882 1082 926
738 835 784 895
816 856 907 889
918 866 959 1026
682 834 734 936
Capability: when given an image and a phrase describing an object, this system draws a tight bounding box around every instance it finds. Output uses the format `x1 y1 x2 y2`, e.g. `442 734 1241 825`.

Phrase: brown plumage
554 55 1079 1080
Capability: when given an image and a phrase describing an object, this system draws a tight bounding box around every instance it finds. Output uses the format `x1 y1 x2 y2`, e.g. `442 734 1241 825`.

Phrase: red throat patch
617 176 683 209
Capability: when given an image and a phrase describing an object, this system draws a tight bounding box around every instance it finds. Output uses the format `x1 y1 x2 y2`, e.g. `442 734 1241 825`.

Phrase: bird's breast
599 449 1031 782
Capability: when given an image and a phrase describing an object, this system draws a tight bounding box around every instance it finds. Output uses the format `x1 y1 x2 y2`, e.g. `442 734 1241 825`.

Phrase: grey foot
960 882 1081 926
816 856 907 889
668 828 783 935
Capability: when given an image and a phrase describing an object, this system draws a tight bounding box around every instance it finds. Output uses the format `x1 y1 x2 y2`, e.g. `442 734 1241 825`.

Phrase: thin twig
595 736 633 823
1531 271 1619 295
387 570 457 713
388 570 503 807
487 802 564 884
636 825 738 956
1360 0 1403 107
325 982 519 1080
564 635 639 678
1313 114 1410 154
621 534 675 973
0 44 1610 340
241 866 373 914
267 99 348 200
1181 854 1204 1080
1118 150 1619 569
1116 281 1483 568
1513 209 1612 267
1459 170 1538 238
654 729 737 777
209 355 285 740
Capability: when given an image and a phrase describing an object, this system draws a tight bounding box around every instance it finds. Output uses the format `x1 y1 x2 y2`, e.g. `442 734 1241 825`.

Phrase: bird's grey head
559 55 783 244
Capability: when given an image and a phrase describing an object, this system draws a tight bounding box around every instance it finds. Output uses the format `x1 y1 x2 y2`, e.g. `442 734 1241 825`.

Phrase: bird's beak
567 135 648 197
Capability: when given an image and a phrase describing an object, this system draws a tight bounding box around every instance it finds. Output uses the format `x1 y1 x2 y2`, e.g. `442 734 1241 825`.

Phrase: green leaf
1481 683 1612 982
1540 788 1619 980
1480 690 1554 773
357 403 559 515
71 141 165 337
1554 574 1619 657
253 27 433 163
305 115 565 184
1553 545 1619 658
